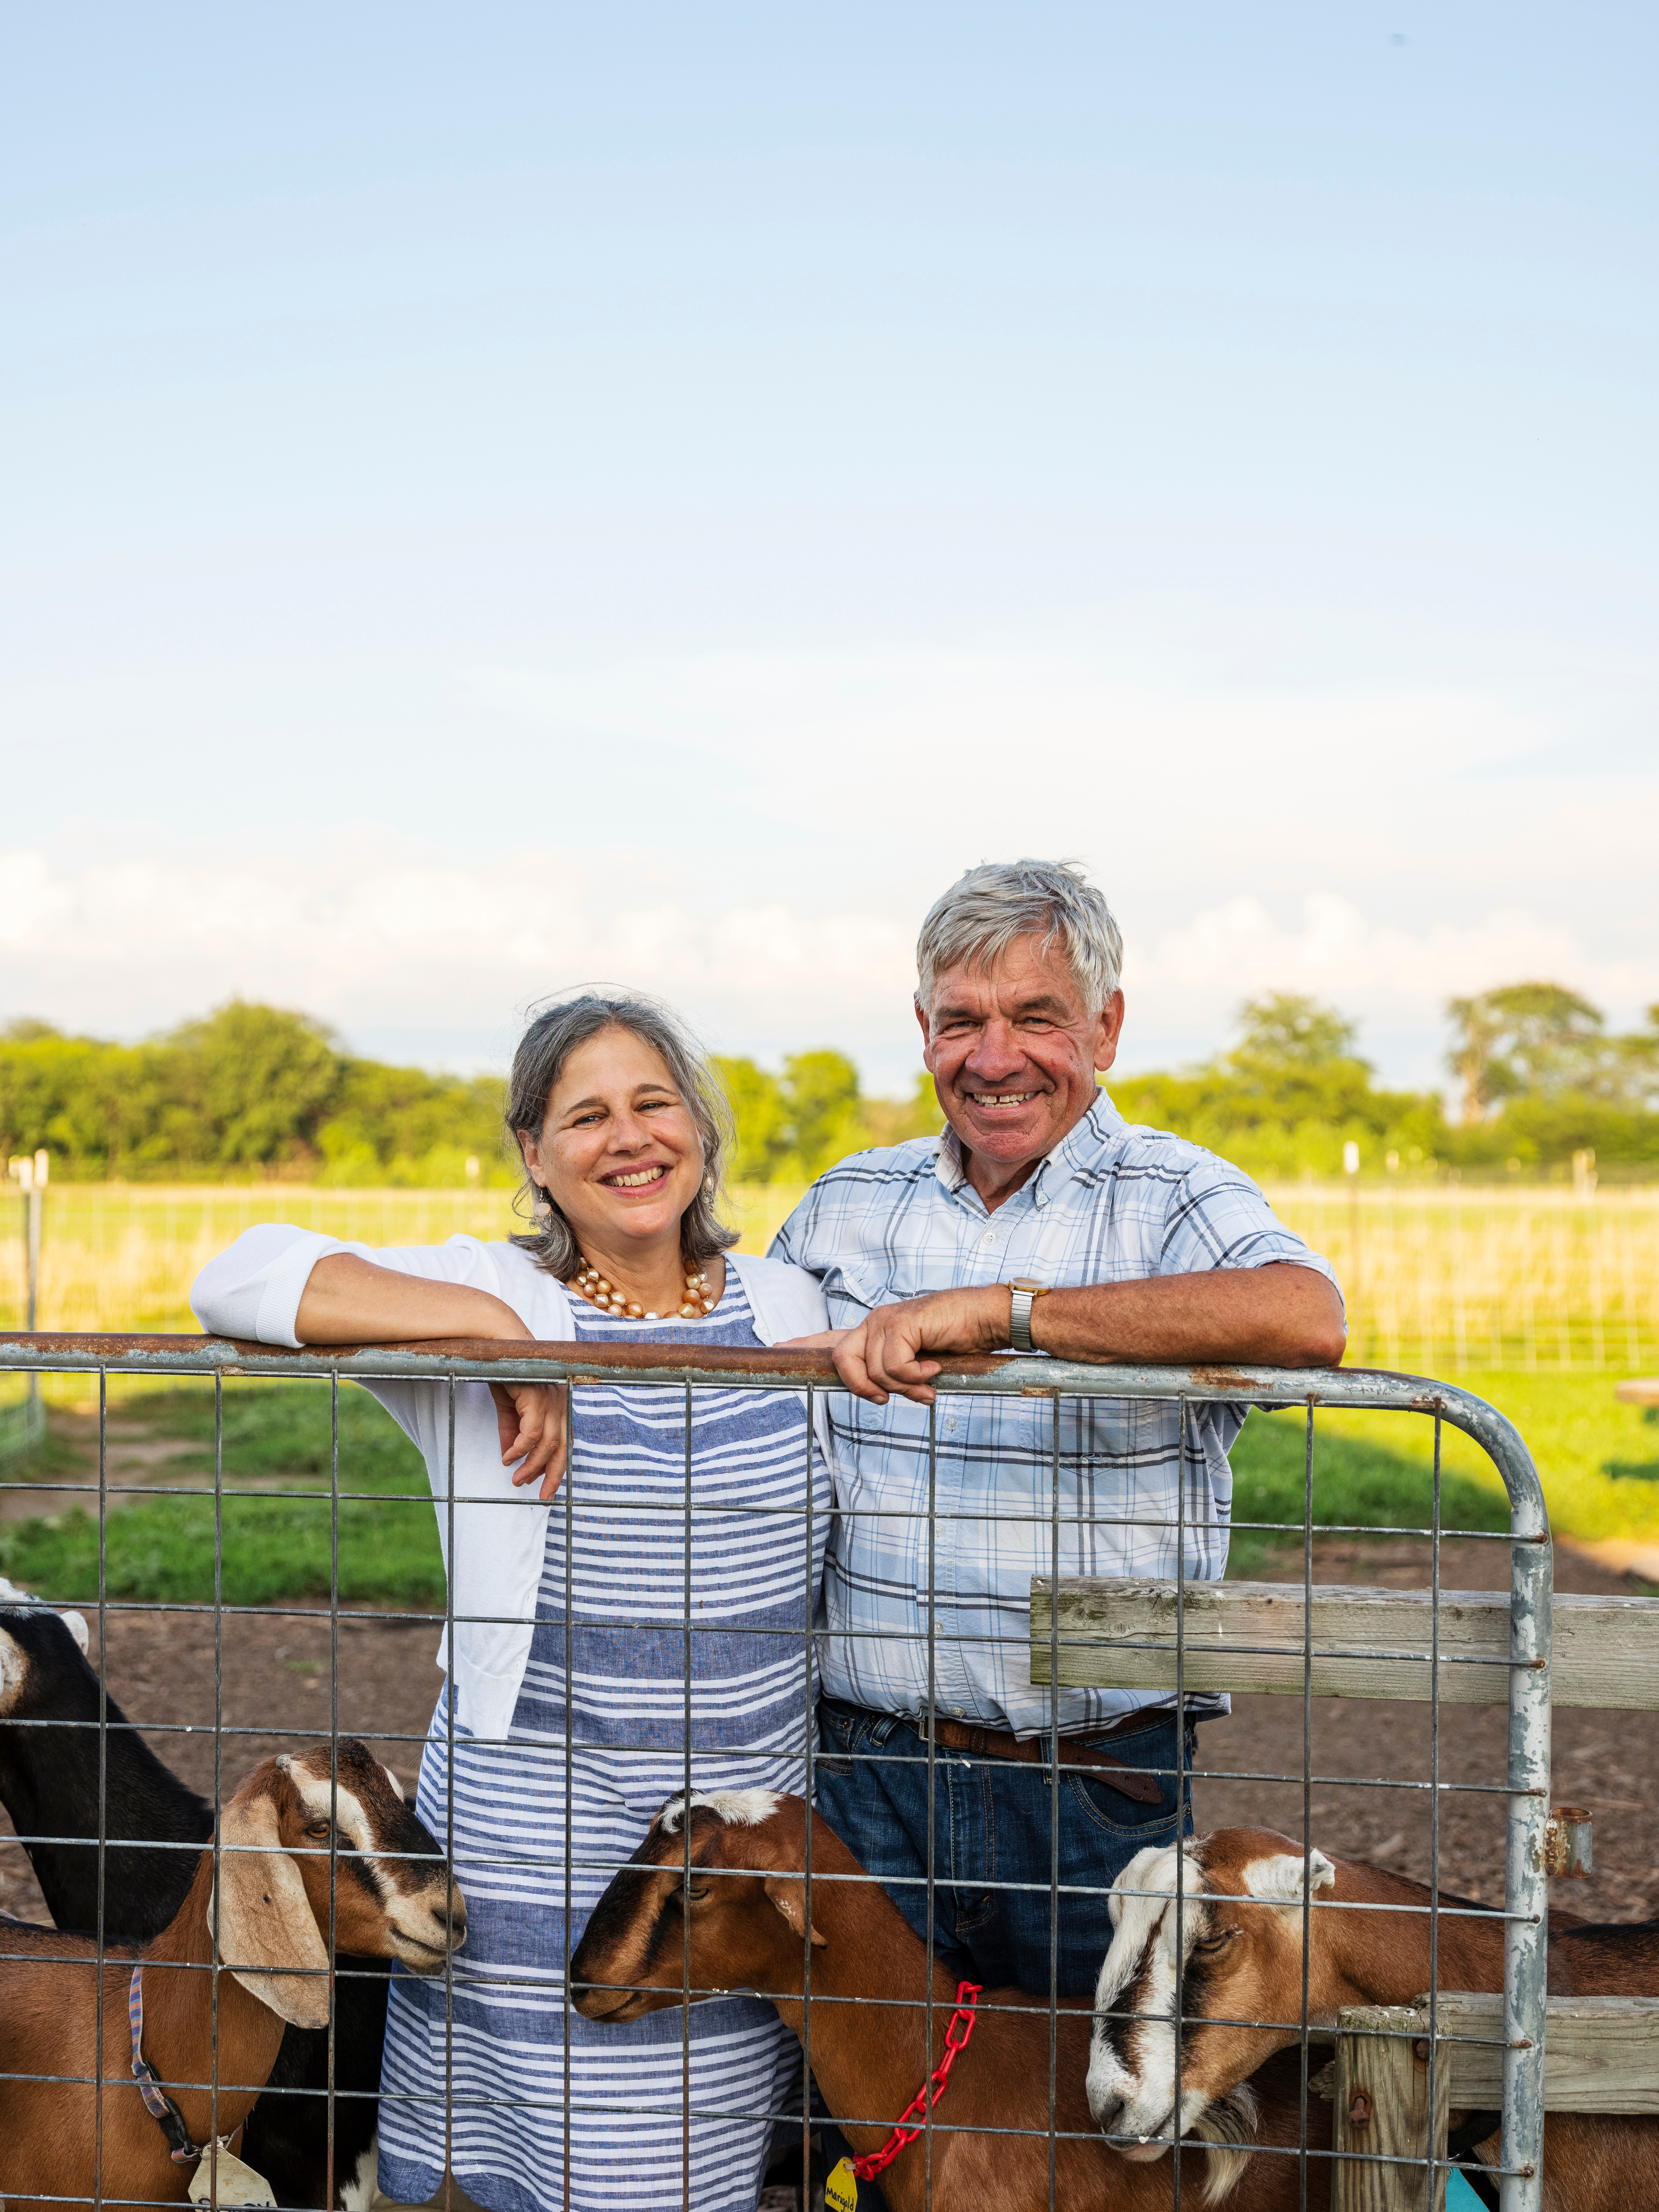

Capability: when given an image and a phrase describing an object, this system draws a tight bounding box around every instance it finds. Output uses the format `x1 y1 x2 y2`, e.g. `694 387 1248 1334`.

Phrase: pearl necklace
571 1258 717 1322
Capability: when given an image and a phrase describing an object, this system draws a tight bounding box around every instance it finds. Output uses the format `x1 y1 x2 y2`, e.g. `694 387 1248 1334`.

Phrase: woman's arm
295 1252 534 1345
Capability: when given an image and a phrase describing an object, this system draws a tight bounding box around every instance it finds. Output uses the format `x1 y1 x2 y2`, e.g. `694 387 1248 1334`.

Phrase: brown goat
569 1787 1340 2211
1086 1826 1659 2212
0 1738 465 2212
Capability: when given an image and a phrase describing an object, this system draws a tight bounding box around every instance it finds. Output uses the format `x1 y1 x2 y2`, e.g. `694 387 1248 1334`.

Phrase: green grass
1 1369 1653 1606
1227 1408 1510 1572
0 1382 443 1608
1228 1369 1659 1568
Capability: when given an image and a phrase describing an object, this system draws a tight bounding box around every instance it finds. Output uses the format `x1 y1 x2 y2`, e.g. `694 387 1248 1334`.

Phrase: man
773 858 1344 2007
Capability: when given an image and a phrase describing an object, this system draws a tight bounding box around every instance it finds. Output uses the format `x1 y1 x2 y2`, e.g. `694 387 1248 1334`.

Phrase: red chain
851 1982 982 2182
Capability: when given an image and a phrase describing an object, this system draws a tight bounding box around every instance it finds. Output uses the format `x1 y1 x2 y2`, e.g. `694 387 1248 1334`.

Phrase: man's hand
830 1286 1011 1406
495 1382 568 1501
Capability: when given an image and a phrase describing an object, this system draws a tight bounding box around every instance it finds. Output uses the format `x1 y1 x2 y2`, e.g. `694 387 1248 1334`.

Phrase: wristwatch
1006 1278 1050 1354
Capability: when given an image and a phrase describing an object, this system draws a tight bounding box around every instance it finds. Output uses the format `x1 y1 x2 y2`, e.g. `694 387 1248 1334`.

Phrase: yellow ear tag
823 2156 859 2212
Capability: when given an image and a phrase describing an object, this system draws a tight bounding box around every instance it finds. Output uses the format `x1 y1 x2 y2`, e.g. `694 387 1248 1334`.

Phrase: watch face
1010 1277 1044 1293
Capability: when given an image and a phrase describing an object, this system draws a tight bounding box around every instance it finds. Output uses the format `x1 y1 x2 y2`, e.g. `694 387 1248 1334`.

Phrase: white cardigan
191 1226 833 1738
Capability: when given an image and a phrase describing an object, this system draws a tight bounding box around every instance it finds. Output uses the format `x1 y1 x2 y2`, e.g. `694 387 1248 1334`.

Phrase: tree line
1121 985 1659 1179
2 982 1655 1185
0 1004 942 1185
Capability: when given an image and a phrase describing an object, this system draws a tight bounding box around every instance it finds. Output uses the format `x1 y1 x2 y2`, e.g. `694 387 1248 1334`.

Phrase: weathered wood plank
1028 1577 1659 1708
1333 2006 1447 2212
1418 1992 1659 2114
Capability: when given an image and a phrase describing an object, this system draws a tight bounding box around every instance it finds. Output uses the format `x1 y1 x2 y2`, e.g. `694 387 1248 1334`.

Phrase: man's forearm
1027 1262 1346 1368
295 1253 532 1345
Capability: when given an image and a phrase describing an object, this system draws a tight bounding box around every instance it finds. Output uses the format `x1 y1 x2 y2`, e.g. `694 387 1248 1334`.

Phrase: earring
703 1174 714 1196
532 1186 553 1221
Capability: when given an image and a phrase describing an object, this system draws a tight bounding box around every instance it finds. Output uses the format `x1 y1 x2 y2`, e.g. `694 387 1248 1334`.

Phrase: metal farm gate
0 1332 1632 2212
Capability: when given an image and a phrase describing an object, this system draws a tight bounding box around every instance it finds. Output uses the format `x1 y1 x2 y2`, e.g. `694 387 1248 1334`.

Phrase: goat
0 1593 398 2209
0 1736 464 2212
569 1788 1339 2211
1085 1826 1659 2212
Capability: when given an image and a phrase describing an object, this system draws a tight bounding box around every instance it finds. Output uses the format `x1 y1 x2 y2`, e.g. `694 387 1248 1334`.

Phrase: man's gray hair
504 992 739 1279
915 859 1124 1015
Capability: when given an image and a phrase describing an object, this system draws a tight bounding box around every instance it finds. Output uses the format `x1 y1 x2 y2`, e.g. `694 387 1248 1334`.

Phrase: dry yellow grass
2 1179 1656 1374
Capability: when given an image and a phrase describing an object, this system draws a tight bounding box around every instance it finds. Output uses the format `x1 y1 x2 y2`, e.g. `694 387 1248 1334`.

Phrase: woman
191 994 833 2212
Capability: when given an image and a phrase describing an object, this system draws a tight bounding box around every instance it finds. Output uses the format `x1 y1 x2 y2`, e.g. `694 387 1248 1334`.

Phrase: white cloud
4 842 1654 1098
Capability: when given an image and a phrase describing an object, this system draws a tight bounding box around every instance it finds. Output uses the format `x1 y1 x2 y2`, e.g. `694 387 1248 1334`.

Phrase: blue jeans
814 1696 1197 2003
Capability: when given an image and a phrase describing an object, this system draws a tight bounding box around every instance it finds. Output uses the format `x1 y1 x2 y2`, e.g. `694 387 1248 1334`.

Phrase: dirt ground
1191 1534 1659 1924
4 1532 1654 1930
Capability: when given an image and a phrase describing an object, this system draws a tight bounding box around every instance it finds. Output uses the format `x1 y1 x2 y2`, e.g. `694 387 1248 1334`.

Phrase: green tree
711 1057 792 1184
779 1050 865 1181
1231 994 1360 1071
860 1071 946 1150
1445 983 1604 1121
166 1001 342 1166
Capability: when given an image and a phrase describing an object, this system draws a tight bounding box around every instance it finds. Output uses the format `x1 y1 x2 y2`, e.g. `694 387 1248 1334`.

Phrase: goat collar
848 1980 982 2184
128 1964 206 2164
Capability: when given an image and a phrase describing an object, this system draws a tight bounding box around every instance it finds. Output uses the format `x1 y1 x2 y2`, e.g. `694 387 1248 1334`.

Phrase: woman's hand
776 1330 851 1351
493 1382 568 1502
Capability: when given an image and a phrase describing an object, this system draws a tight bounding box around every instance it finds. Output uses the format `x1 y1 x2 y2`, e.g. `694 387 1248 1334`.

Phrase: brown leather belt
919 1717 1164 1806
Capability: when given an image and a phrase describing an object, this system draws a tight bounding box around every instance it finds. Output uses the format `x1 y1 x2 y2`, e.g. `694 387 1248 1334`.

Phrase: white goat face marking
0 1579 33 1607
1088 1843 1215 2153
281 1761 377 1863
657 1788 780 1836
1240 1848 1336 1913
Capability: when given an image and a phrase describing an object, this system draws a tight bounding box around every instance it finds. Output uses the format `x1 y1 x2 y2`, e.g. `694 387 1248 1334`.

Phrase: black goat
0 1596 393 2209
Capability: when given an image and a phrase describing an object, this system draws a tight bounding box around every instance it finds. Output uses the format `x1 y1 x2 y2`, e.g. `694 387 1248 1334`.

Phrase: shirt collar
933 1088 1126 1207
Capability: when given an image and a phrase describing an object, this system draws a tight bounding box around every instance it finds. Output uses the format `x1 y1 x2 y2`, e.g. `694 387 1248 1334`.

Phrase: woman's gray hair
915 858 1124 1014
505 992 739 1280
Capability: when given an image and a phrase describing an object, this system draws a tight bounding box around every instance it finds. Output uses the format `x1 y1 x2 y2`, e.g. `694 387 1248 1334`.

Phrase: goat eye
306 1820 331 1840
1194 1929 1234 1953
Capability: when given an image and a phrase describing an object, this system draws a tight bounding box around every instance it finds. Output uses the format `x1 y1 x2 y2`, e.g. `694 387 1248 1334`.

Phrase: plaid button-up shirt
771 1091 1341 1736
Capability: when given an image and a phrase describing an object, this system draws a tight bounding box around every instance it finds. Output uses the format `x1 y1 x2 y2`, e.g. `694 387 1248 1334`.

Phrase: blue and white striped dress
377 1272 829 2212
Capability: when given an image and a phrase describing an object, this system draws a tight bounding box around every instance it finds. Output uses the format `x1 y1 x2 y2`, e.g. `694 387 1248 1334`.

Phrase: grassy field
1 1179 1655 1604
4 1179 1655 1372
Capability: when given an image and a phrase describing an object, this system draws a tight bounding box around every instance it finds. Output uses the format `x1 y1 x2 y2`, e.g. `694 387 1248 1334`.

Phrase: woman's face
519 1026 706 1263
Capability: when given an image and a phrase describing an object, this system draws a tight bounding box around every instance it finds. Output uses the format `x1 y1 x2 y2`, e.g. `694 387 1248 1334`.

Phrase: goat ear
59 1610 90 1656
1109 1845 1163 1930
213 1791 333 2029
764 1874 827 1949
1243 1848 1337 1908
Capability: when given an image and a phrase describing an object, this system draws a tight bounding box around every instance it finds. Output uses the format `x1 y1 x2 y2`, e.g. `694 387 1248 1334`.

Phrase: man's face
917 934 1125 1173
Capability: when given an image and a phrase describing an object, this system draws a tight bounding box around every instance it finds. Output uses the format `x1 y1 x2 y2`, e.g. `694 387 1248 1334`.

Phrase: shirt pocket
829 1254 955 1324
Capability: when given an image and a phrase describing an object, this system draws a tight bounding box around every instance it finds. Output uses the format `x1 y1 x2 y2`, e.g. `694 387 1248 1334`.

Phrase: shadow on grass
1227 1408 1511 1575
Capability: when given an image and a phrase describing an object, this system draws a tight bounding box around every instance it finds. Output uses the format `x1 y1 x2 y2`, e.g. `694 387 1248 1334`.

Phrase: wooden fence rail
1030 1575 1659 1707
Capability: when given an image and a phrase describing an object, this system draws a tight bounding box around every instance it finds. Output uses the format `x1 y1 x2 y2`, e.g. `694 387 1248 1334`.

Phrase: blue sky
4 4 1655 1094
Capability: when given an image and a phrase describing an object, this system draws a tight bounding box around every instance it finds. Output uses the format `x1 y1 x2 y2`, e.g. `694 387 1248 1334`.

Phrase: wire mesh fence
0 1336 1572 2212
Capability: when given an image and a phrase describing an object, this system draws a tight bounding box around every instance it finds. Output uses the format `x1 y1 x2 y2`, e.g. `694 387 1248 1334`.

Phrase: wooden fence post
1332 2004 1449 2212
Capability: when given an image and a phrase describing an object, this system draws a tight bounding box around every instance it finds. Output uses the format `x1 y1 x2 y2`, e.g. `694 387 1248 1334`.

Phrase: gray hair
505 992 739 1279
915 859 1124 1015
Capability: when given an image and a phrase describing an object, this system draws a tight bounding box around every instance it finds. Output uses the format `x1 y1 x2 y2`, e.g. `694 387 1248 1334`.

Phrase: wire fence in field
1265 1182 1659 1374
2 1179 1657 1373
